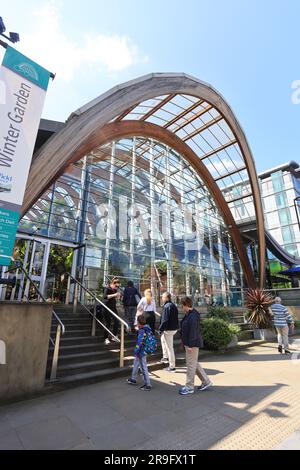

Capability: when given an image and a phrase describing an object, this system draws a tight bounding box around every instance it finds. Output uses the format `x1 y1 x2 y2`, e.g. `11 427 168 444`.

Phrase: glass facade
18 137 244 306
260 167 300 257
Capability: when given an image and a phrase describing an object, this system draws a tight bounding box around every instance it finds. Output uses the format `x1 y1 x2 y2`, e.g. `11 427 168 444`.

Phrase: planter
227 334 238 349
253 328 276 341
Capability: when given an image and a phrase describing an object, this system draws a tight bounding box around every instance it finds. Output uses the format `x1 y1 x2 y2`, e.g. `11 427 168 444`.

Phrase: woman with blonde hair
135 288 156 334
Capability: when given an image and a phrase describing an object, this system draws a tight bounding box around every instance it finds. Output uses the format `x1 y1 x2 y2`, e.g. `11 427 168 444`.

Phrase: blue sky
1 0 300 172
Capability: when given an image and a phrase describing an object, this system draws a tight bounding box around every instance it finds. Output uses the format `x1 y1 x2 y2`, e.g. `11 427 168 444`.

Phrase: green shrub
294 320 300 328
207 306 233 323
202 318 237 350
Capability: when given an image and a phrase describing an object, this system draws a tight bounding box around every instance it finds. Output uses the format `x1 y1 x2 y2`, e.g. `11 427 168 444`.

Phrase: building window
266 212 280 229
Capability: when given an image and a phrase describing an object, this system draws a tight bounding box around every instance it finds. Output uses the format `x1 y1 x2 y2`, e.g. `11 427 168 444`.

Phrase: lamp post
294 196 300 232
0 17 20 44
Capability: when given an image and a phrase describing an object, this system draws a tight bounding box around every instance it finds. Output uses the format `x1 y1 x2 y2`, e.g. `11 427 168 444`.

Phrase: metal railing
102 274 162 318
1 257 65 381
64 273 130 367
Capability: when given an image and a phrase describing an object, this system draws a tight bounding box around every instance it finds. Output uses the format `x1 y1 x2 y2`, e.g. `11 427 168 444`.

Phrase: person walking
103 277 121 345
271 297 294 354
179 296 213 395
127 314 152 391
123 281 141 333
135 289 156 334
159 292 179 371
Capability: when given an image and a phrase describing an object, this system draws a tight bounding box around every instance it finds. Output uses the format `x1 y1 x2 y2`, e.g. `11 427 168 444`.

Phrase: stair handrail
103 274 162 318
2 257 65 381
3 260 65 332
65 273 130 367
78 301 120 343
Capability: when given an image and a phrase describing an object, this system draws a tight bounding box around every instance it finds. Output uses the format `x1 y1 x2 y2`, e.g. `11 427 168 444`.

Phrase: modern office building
259 162 300 258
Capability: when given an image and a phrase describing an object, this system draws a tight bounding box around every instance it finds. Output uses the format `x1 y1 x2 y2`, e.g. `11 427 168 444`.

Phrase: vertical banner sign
0 46 51 265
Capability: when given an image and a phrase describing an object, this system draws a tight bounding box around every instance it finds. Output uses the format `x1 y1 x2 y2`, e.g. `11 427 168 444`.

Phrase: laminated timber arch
23 73 265 288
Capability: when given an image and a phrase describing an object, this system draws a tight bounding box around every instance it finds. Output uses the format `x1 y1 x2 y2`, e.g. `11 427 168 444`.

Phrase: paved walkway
1 337 300 450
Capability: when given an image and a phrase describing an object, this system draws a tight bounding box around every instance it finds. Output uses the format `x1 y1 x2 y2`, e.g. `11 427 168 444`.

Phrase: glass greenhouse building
19 134 245 306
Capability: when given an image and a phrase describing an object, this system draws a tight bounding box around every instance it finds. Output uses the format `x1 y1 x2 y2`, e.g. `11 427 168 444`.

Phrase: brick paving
0 337 299 450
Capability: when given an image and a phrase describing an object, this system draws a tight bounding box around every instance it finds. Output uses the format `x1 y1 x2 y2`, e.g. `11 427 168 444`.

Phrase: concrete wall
0 303 52 402
198 305 300 321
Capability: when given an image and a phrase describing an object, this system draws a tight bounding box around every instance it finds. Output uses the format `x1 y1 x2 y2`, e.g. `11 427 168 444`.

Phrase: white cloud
17 1 148 81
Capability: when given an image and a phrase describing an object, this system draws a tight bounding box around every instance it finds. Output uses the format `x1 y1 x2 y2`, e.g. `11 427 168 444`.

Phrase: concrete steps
47 305 184 386
47 304 254 389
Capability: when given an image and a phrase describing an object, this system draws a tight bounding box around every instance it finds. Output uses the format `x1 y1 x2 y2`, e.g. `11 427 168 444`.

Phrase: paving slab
87 419 151 450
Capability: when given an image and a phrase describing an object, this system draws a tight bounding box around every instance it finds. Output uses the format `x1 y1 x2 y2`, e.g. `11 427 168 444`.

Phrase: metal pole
228 234 238 306
10 268 18 301
0 266 5 300
129 137 136 272
165 146 173 293
208 210 215 302
50 324 61 381
24 240 36 300
78 156 90 302
65 274 71 305
70 247 78 303
149 139 156 295
18 239 31 301
104 142 116 281
217 224 227 306
73 282 78 314
80 242 87 303
239 259 244 306
180 158 190 296
39 241 51 299
196 200 204 301
47 182 56 238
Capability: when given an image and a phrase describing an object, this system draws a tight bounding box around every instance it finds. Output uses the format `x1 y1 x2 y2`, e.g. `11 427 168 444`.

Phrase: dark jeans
103 309 119 339
143 311 156 335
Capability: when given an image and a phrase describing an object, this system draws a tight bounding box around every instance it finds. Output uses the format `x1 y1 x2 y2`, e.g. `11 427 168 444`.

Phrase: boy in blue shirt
127 314 152 391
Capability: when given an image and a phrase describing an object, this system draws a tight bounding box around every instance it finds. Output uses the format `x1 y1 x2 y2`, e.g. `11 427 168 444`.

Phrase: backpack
144 330 157 354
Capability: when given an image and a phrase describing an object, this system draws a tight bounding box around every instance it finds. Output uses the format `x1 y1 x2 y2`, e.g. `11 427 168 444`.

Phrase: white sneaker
104 338 110 345
179 386 194 395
